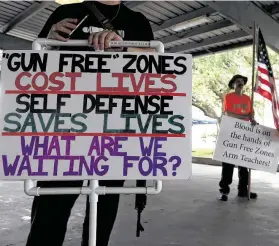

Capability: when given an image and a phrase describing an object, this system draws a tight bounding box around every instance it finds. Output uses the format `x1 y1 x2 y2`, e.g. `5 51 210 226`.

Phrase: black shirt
39 1 154 51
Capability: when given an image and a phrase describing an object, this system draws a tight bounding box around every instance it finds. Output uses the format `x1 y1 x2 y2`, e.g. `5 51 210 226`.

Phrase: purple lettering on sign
139 137 154 156
79 156 94 176
94 156 109 176
62 136 75 156
101 136 114 156
21 136 49 156
21 137 36 155
41 156 76 160
53 157 59 176
2 155 19 176
139 157 153 176
63 156 80 176
47 136 61 156
32 156 49 176
113 137 128 156
169 156 182 176
17 155 32 176
153 157 167 176
154 137 167 157
88 136 101 156
88 136 128 157
8 135 176 178
34 137 49 156
123 156 140 176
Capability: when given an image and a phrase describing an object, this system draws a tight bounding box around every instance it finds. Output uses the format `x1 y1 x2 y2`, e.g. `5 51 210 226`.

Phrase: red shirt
223 92 253 121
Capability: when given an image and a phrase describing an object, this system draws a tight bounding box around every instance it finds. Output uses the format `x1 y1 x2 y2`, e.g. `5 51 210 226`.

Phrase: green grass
192 148 214 158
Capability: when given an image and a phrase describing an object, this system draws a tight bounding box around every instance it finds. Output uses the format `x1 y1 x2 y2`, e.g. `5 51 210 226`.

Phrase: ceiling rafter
206 1 279 53
160 19 234 45
152 6 216 33
154 0 279 52
124 1 146 9
0 2 50 34
192 40 253 58
167 30 249 54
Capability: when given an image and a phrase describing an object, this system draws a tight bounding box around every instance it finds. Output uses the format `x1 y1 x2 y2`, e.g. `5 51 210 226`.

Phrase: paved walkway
1 164 279 246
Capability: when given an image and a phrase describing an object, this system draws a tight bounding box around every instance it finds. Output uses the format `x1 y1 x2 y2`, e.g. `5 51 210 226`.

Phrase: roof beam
124 1 146 9
206 1 279 53
168 30 250 53
0 33 32 50
0 2 50 33
192 40 253 58
152 6 216 33
160 19 234 45
265 3 279 15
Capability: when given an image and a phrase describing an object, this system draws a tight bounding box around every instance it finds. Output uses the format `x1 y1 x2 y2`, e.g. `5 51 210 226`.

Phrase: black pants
219 162 248 194
26 180 125 246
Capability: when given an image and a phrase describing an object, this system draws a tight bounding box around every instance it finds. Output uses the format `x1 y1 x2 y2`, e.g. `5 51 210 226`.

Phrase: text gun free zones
0 51 192 180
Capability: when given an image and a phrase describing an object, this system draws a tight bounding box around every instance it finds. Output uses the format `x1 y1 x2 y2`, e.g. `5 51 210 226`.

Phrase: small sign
213 115 279 173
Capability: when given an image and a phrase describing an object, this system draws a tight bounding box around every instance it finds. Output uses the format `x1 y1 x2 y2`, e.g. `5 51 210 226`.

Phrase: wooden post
248 22 259 200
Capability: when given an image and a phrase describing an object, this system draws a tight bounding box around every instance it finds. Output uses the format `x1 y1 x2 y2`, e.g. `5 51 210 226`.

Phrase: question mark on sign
267 161 270 167
169 156 182 176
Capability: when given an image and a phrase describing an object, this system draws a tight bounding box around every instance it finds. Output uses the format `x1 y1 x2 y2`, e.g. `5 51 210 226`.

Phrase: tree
192 46 264 123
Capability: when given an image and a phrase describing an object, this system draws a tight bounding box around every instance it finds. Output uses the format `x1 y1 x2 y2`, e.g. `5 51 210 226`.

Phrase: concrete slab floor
1 164 279 246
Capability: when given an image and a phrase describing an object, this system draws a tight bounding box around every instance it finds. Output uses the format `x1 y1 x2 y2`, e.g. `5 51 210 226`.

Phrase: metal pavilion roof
0 1 279 58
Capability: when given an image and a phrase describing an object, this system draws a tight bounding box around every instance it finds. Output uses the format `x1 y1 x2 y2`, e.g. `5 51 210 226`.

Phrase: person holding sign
219 74 258 201
25 1 154 246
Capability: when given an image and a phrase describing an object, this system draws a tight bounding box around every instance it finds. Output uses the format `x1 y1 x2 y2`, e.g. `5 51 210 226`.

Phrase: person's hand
88 31 123 51
250 119 258 126
48 18 78 41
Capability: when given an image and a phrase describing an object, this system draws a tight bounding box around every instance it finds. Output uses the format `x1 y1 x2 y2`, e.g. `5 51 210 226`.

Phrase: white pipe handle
32 39 164 53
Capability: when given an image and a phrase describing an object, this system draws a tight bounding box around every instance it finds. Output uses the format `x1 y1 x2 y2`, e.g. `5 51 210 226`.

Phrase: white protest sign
0 51 192 180
213 115 279 173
